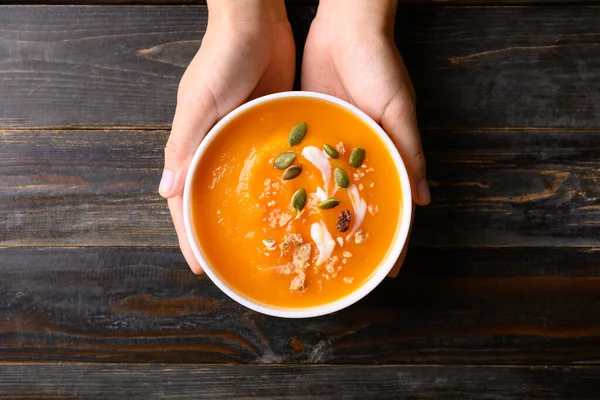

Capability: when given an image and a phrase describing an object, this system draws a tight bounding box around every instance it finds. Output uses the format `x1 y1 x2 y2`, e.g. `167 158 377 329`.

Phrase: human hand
302 0 428 276
159 0 295 274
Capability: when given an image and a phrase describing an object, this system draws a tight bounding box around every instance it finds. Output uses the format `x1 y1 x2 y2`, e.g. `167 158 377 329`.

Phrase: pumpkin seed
262 238 277 249
323 143 339 159
349 147 366 168
291 188 307 211
282 165 302 180
318 198 341 209
289 122 308 146
334 167 350 189
273 152 296 169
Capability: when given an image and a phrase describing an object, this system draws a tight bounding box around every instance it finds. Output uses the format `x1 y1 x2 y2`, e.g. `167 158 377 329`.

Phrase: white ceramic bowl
183 91 412 318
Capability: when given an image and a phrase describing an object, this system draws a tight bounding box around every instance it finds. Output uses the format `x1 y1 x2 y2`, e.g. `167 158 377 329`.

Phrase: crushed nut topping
342 258 348 265
268 209 293 228
267 200 276 207
279 233 303 256
279 212 292 227
326 239 336 252
261 177 280 200
245 231 255 239
368 204 379 216
290 271 306 292
370 182 375 188
306 192 322 215
353 169 366 181
354 230 368 244
325 256 340 277
268 209 281 228
293 243 312 270
335 141 346 155
358 183 364 191
262 238 277 251
343 277 355 284
336 209 352 232
280 263 294 275
273 235 312 292
342 251 353 258
336 237 344 247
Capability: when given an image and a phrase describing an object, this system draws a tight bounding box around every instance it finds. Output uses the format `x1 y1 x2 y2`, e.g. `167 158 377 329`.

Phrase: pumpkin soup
190 96 402 308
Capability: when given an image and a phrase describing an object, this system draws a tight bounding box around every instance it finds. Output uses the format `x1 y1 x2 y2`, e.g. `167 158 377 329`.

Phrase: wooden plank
0 130 170 246
1 6 599 129
435 0 600 3
1 246 600 364
2 0 322 4
0 6 204 129
0 363 599 399
416 128 600 247
396 6 600 129
2 128 600 247
1 0 599 6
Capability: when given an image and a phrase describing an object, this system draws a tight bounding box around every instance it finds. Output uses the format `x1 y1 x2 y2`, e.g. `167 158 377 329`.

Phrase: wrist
317 0 397 33
207 0 288 27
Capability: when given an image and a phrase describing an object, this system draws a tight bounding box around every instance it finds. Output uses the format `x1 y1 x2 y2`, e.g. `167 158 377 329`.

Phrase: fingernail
417 179 430 205
159 169 174 196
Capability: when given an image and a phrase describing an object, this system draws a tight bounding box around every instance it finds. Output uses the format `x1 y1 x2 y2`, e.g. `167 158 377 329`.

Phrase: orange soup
191 96 402 308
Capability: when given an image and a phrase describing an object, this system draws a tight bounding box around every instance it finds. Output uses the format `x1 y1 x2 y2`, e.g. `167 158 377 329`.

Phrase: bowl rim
183 91 413 318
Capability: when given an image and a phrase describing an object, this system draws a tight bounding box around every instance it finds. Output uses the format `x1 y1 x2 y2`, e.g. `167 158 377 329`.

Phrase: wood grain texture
435 0 600 3
0 364 599 399
1 0 598 5
416 128 600 246
2 129 600 247
396 6 600 129
0 130 170 246
0 6 204 129
1 6 600 128
1 246 600 364
1 0 322 4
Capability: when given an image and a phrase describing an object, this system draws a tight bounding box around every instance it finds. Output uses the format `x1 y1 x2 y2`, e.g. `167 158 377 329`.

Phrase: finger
381 92 430 206
388 240 408 278
388 204 415 277
159 87 219 199
168 196 204 275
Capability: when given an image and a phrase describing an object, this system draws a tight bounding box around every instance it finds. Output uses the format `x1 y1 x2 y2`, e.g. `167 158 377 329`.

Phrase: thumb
381 93 430 206
159 88 218 199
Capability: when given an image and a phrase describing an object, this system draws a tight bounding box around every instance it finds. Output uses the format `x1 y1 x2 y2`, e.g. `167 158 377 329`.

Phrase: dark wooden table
1 0 600 398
